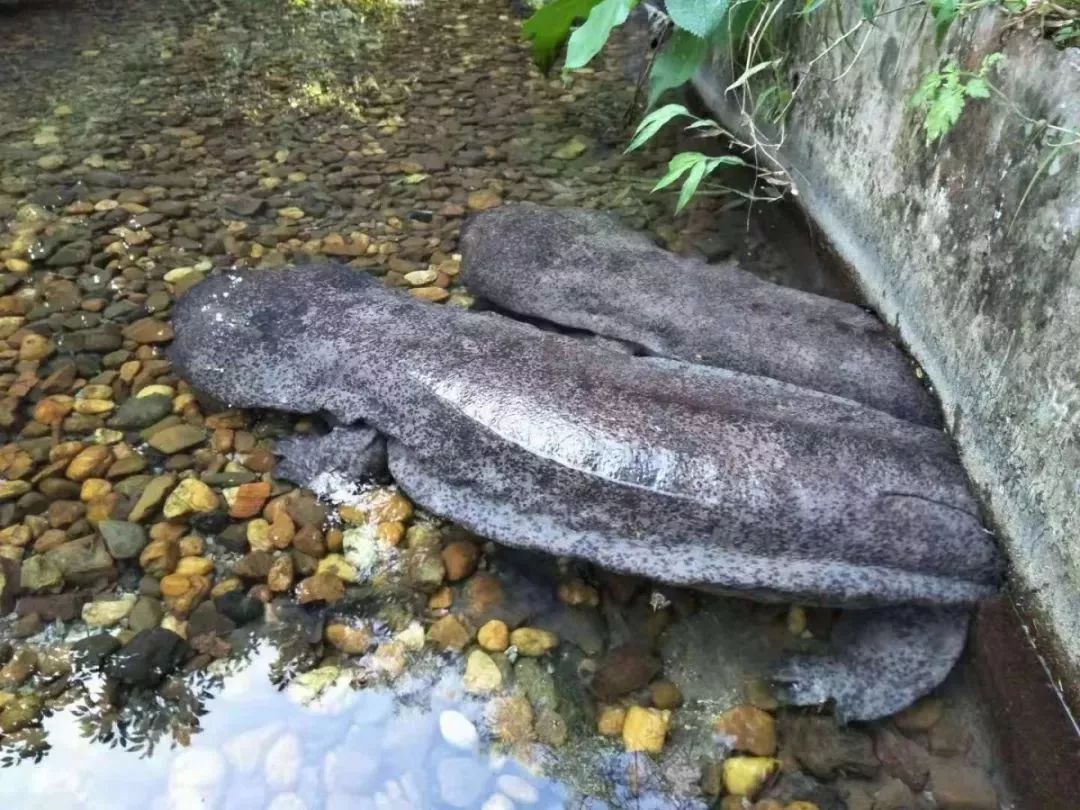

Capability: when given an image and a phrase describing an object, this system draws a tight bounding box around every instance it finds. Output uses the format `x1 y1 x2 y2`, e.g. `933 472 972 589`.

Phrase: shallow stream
0 0 1027 807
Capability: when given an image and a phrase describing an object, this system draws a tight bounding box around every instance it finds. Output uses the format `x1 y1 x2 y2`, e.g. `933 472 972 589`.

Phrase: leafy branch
909 53 1004 143
522 0 1079 213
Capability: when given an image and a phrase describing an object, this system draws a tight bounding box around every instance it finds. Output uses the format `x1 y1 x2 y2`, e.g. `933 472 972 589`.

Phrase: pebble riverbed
0 0 1018 807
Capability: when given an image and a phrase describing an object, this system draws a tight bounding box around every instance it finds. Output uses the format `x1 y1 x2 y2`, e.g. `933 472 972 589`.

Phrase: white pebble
168 748 226 798
436 756 489 808
343 525 381 576
496 774 538 804
222 723 282 774
481 795 516 810
395 620 425 650
264 733 302 791
439 709 479 751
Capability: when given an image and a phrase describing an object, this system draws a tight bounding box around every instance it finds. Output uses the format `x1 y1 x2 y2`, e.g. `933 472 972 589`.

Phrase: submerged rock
105 628 189 687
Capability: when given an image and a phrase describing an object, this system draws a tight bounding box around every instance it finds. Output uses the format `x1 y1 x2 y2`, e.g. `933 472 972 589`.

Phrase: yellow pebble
79 384 113 401
136 384 175 399
722 756 779 798
509 627 558 657
477 619 509 652
316 553 358 583
211 577 243 598
162 478 219 518
172 392 197 413
376 521 405 545
786 605 807 636
597 706 626 737
174 556 214 577
622 706 670 753
160 573 192 597
247 518 272 551
74 398 115 415
160 615 187 638
119 361 141 383
80 478 112 502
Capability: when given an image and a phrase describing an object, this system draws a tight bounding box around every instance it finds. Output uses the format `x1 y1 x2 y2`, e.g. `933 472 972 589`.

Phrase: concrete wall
693 12 1080 697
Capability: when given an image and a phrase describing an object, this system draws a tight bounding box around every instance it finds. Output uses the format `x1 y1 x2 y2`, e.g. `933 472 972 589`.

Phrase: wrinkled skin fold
461 203 941 427
170 265 1001 721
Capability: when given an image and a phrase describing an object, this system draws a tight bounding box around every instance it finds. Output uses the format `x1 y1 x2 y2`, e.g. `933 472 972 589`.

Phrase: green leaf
676 159 709 212
964 77 989 99
665 0 731 38
719 0 762 46
859 0 877 19
980 52 1005 73
800 0 829 16
929 0 957 46
705 155 748 169
647 28 709 107
725 59 780 92
626 103 695 152
924 84 965 143
565 0 635 70
652 151 706 190
522 0 605 73
909 70 943 109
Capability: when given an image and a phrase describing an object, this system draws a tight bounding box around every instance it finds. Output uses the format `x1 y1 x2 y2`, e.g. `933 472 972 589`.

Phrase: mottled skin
461 203 940 427
171 266 1000 721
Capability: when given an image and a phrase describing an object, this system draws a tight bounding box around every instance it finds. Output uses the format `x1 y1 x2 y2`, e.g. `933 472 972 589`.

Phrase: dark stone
222 194 265 217
187 601 237 638
189 510 230 535
27 185 77 208
150 200 188 217
214 590 264 626
784 714 880 779
65 325 123 353
874 726 931 790
71 632 122 670
0 556 17 616
44 536 116 585
129 596 164 633
12 613 43 638
233 551 273 579
15 592 88 621
131 212 164 229
269 599 324 643
872 778 918 810
761 771 847 810
105 628 189 687
98 520 148 559
103 300 140 321
46 240 92 267
215 523 249 553
83 170 129 187
928 759 997 810
590 644 661 700
109 394 173 429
